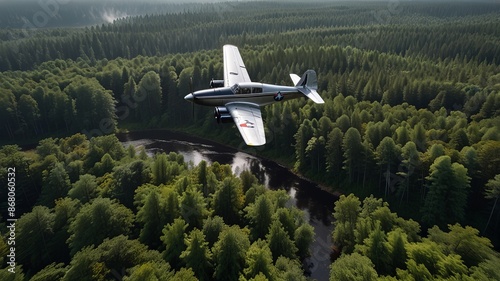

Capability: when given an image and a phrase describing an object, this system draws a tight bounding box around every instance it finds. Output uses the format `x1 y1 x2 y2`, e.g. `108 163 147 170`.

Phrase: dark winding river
117 130 337 281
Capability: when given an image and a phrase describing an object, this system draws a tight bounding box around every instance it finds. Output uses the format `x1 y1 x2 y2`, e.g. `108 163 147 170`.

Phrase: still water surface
118 130 337 281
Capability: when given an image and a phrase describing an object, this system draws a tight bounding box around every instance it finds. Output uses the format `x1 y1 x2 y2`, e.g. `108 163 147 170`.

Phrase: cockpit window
231 84 253 94
231 84 261 94
240 87 251 94
231 84 240 94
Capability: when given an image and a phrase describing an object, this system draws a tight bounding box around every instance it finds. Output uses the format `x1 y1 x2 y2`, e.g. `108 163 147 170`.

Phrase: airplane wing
223 45 251 87
226 102 266 146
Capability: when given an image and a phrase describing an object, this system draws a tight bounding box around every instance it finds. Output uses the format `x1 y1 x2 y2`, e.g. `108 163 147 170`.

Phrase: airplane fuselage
185 82 304 107
183 44 323 146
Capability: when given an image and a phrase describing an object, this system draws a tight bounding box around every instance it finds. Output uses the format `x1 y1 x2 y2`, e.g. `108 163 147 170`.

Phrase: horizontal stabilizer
298 87 324 104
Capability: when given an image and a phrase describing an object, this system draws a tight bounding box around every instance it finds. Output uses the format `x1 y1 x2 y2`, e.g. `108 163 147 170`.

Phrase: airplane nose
184 93 194 101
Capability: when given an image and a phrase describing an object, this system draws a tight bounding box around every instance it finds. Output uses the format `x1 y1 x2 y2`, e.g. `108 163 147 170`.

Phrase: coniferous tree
484 174 500 233
355 223 391 275
136 71 162 123
212 177 244 225
152 153 169 185
376 137 401 197
294 223 315 260
387 229 408 272
213 226 250 281
161 218 187 269
0 89 18 139
421 156 470 227
244 240 275 280
180 187 207 230
17 94 41 136
202 216 226 248
180 229 212 281
136 190 165 249
266 220 297 262
398 141 420 203
326 127 344 181
343 127 363 184
245 194 273 241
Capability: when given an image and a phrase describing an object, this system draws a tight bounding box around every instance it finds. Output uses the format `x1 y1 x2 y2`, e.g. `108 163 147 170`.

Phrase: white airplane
184 44 324 146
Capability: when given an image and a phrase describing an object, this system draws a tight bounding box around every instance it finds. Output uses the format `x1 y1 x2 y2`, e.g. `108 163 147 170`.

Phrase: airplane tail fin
290 70 324 104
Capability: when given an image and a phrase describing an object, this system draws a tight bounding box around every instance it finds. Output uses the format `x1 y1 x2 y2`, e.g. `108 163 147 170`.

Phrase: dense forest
0 135 315 280
1 1 500 280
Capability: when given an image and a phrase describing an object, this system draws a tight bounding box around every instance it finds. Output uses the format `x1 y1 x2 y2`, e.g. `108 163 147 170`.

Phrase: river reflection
117 130 337 281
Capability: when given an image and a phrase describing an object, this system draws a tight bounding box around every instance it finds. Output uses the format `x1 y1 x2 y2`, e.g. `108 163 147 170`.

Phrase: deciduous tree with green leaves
67 198 134 256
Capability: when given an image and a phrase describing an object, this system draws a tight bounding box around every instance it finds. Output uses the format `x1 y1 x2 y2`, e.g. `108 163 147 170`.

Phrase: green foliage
244 240 275 281
332 194 361 253
470 257 500 281
84 135 125 169
136 189 165 249
68 174 98 203
64 235 163 281
330 193 500 280
240 169 258 193
294 223 315 260
170 268 198 281
213 226 250 281
266 219 297 262
376 137 401 197
64 76 117 134
180 186 208 230
484 174 500 232
274 257 307 281
39 162 71 207
30 263 67 281
406 240 445 276
152 153 169 185
213 176 244 225
343 127 363 183
477 141 500 182
17 206 55 272
92 153 114 177
0 266 25 281
245 194 273 241
180 229 212 281
387 229 408 271
329 253 378 281
326 127 344 180
161 218 187 270
136 71 162 123
355 222 392 275
67 198 134 256
112 159 150 208
202 216 226 248
123 260 174 281
421 156 470 227
427 224 495 267
1 1 500 279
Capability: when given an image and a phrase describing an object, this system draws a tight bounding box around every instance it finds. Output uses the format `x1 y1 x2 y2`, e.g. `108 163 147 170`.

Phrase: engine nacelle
210 79 224 88
214 106 233 124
